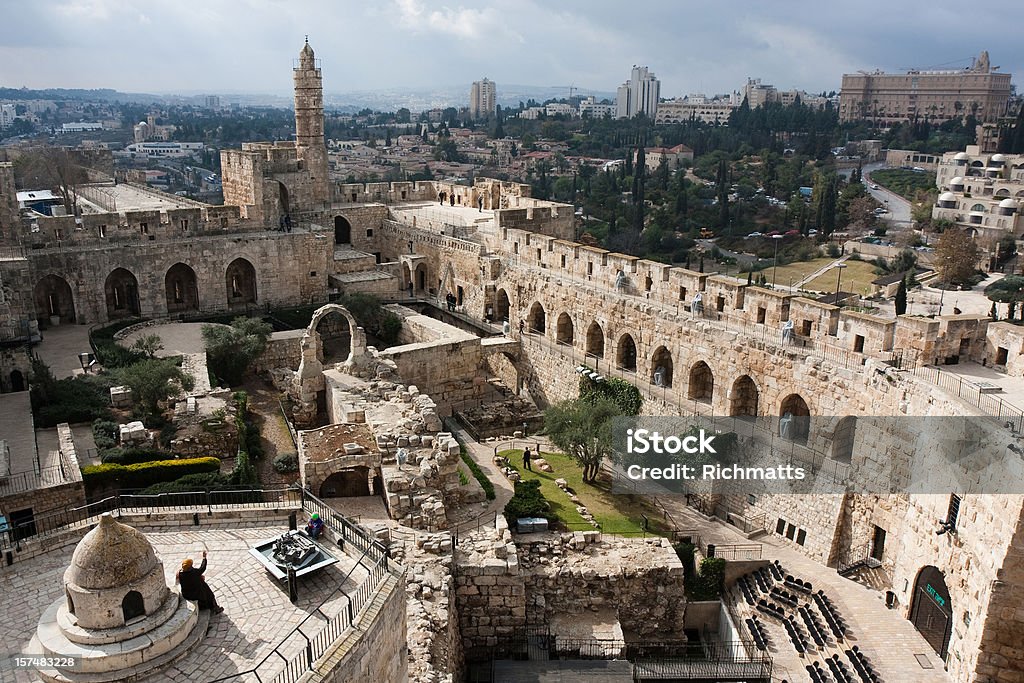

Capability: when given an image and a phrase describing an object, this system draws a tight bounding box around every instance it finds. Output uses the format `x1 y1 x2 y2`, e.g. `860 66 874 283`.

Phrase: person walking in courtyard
523 447 533 471
176 551 223 613
519 319 525 335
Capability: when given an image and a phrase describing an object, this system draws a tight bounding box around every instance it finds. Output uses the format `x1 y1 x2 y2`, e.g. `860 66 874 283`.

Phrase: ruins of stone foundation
3 41 1024 683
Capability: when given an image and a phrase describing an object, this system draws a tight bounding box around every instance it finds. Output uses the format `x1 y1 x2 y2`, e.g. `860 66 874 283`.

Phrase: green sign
926 583 946 607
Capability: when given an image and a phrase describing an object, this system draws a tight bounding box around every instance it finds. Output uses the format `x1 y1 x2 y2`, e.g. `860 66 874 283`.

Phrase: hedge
83 457 221 489
459 443 496 500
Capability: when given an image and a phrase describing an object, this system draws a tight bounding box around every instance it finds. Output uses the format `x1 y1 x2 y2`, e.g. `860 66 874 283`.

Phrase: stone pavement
34 324 92 379
120 322 215 358
2 523 368 683
656 497 951 683
0 391 36 473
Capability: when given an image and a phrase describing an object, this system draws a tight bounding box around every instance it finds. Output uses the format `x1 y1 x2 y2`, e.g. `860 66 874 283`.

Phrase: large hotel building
839 51 1011 124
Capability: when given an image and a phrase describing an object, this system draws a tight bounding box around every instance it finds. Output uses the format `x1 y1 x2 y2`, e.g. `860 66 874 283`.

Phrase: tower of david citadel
1 43 1024 683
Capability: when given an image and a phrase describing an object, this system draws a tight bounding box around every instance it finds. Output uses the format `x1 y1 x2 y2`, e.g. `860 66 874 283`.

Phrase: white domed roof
954 152 970 160
949 176 965 185
66 514 159 590
999 198 1019 209
939 192 957 202
991 153 1006 162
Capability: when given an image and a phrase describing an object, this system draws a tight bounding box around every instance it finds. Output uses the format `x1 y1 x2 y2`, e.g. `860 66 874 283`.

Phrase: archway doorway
651 346 673 387
165 263 200 314
334 216 352 244
414 263 427 293
34 274 75 324
320 468 371 497
832 416 857 463
495 289 511 322
315 309 352 362
121 590 145 623
688 361 714 403
556 313 574 345
277 182 290 217
616 334 637 372
910 566 952 659
779 393 810 443
226 258 258 307
729 375 759 417
586 322 604 358
10 370 25 392
104 268 140 320
527 302 546 334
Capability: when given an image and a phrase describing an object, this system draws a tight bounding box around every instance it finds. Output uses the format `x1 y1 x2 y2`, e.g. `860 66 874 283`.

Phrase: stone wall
253 329 305 374
983 322 1024 375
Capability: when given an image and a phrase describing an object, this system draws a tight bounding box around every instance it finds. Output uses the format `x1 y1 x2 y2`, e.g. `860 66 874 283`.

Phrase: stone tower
294 38 330 207
0 162 19 245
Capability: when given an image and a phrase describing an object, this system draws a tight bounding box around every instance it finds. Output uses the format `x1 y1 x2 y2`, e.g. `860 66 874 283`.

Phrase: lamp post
771 234 784 288
833 262 847 306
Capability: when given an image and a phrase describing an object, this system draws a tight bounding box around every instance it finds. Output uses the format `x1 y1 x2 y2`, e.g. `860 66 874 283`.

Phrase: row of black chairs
744 616 770 651
737 576 757 605
798 604 828 648
770 586 800 608
769 559 786 582
814 590 849 640
784 573 814 594
756 598 787 621
784 615 810 655
806 661 835 683
846 646 879 683
752 566 774 594
826 653 856 683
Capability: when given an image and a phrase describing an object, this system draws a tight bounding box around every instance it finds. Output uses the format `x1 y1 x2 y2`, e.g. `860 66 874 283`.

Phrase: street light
833 262 848 306
771 235 784 288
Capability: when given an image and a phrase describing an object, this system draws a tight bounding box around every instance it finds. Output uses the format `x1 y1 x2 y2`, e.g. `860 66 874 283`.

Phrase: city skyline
1 0 1021 101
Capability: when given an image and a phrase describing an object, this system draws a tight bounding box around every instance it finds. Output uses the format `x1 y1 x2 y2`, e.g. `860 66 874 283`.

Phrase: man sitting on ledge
305 512 325 539
175 551 224 614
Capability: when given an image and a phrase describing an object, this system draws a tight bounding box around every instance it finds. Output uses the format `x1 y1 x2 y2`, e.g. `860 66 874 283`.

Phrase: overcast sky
1 0 1020 99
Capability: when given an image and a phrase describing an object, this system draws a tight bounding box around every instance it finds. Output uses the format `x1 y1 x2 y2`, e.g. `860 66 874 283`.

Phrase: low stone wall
309 572 408 683
253 329 304 374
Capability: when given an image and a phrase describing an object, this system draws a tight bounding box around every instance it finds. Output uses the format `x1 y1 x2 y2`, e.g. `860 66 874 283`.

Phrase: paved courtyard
2 523 368 683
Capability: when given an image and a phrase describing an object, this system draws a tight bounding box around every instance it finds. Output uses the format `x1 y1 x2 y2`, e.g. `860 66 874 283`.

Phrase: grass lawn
804 259 880 296
756 257 836 289
498 449 665 535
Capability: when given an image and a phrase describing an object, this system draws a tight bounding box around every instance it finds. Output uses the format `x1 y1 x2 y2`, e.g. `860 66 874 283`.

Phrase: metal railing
910 364 1024 432
0 463 75 497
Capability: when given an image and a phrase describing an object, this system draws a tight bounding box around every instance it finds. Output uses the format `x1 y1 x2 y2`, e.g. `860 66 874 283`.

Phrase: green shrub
273 453 299 473
93 419 120 450
230 450 259 487
90 319 148 368
31 362 113 427
459 443 495 500
504 479 554 522
138 472 232 494
83 457 221 490
579 373 643 416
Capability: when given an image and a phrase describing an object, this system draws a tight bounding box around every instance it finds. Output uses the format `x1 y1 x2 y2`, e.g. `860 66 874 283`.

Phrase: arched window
688 362 714 403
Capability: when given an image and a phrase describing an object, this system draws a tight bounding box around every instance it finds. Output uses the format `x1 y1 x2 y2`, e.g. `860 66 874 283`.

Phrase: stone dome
66 514 159 590
991 153 1006 163
999 198 1019 210
954 151 970 161
950 176 965 185
938 191 957 202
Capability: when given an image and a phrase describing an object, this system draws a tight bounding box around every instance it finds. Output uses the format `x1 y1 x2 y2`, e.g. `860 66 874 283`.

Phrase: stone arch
104 268 140 320
320 468 371 497
729 375 759 417
527 302 546 334
910 566 952 659
314 308 352 362
34 274 75 324
556 312 574 345
688 361 714 402
779 393 811 443
226 257 258 307
586 322 604 358
10 370 25 392
334 215 352 244
306 304 366 365
831 416 857 463
277 181 290 216
121 590 145 623
165 263 199 314
616 333 637 372
650 346 673 387
495 288 511 322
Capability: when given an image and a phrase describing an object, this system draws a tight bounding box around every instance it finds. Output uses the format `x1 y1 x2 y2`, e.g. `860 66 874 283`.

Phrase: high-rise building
615 66 660 119
204 95 220 109
469 78 496 119
839 51 1012 124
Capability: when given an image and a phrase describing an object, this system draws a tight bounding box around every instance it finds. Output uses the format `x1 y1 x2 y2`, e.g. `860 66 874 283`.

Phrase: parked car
785 229 801 236
747 232 763 238
808 229 819 235
871 184 880 190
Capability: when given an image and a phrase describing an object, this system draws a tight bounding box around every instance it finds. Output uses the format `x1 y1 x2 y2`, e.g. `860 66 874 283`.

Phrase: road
861 162 913 226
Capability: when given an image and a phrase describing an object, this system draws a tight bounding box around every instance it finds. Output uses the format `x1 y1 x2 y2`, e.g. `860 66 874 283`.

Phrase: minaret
294 37 329 206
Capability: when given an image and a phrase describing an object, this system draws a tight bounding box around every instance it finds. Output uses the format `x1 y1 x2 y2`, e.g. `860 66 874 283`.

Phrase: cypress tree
895 277 907 315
